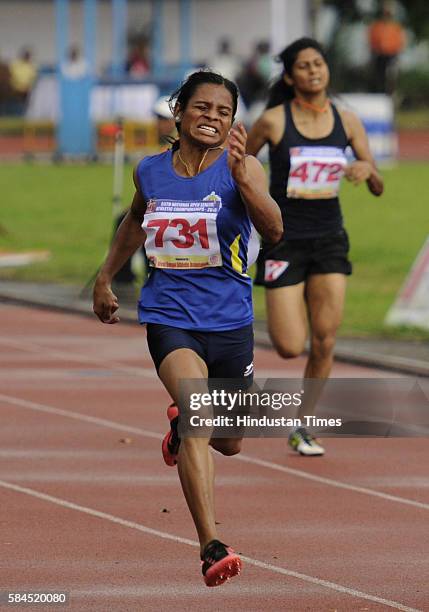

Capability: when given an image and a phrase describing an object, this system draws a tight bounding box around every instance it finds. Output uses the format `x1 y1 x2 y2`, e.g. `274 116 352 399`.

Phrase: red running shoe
201 539 242 587
161 403 180 466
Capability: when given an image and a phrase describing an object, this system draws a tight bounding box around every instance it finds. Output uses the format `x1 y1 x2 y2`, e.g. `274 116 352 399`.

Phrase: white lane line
0 337 155 377
0 479 420 612
2 392 429 513
235 454 429 512
0 393 161 441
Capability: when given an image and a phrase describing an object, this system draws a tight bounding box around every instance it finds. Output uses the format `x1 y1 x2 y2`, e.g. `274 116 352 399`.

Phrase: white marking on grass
0 251 50 267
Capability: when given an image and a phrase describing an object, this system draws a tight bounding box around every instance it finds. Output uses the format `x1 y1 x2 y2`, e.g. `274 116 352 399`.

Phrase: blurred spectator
0 55 13 114
153 96 176 145
236 40 271 108
126 41 150 79
62 45 88 79
9 48 37 106
209 38 241 82
368 2 406 94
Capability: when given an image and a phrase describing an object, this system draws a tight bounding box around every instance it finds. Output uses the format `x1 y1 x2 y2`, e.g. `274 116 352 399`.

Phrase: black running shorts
255 229 352 288
146 323 254 383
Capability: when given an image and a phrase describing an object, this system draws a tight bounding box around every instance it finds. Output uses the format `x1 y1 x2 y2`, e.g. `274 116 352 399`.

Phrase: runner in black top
268 98 348 239
247 38 384 456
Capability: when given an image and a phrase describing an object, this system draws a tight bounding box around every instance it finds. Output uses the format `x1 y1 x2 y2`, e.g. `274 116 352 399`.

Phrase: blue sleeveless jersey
136 149 255 331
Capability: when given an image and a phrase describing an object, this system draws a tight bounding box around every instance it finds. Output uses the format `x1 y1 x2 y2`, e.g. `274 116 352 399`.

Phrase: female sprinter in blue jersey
247 38 384 457
93 71 282 586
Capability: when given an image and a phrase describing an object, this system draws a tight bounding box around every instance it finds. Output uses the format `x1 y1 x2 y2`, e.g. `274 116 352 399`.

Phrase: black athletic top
269 100 349 239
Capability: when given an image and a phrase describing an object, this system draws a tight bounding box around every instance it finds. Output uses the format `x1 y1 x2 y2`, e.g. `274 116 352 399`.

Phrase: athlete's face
176 84 234 147
286 48 330 95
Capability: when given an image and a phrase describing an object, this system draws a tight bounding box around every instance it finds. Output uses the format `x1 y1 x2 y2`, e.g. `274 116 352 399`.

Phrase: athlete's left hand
228 122 249 185
344 160 373 185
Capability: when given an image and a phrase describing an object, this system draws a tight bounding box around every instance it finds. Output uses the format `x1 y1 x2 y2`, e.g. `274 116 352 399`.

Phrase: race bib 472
287 146 347 200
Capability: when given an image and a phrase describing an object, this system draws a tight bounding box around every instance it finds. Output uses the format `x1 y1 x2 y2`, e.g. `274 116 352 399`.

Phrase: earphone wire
177 145 224 177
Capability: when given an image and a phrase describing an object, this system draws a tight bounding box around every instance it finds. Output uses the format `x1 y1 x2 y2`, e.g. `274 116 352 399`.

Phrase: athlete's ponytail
266 79 294 109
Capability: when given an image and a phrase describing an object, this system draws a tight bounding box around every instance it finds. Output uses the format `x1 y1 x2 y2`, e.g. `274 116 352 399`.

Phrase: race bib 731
142 199 222 269
287 146 347 200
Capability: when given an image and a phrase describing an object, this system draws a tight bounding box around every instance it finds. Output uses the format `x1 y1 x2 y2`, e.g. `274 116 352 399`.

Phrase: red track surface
1 303 428 611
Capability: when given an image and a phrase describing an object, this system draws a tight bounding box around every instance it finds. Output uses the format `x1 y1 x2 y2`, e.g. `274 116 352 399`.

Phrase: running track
1 303 428 611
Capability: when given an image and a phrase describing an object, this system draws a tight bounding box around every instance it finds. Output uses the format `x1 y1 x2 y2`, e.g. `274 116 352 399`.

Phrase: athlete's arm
246 106 284 156
93 167 147 324
342 110 384 196
229 123 283 244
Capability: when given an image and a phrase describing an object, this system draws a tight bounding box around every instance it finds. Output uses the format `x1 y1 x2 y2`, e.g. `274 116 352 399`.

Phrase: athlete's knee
217 443 241 456
273 339 305 360
210 438 242 456
310 332 336 360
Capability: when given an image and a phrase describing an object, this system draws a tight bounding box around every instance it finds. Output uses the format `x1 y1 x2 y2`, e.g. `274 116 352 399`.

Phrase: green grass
343 162 428 338
396 108 429 130
0 162 135 283
1 161 428 340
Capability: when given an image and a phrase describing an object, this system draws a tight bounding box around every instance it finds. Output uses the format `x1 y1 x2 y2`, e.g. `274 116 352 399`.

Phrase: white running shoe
288 427 325 456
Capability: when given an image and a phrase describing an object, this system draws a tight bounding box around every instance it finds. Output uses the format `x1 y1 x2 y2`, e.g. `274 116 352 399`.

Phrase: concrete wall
0 0 307 72
0 0 119 69
191 0 271 65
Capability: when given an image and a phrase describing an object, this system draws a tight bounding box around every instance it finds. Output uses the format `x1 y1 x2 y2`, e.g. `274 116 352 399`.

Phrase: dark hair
167 70 238 147
266 37 328 109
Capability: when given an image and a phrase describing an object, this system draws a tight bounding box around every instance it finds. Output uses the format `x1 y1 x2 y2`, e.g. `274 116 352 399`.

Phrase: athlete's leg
298 273 347 418
206 325 254 457
264 281 320 455
210 437 242 456
265 282 308 358
159 348 216 555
